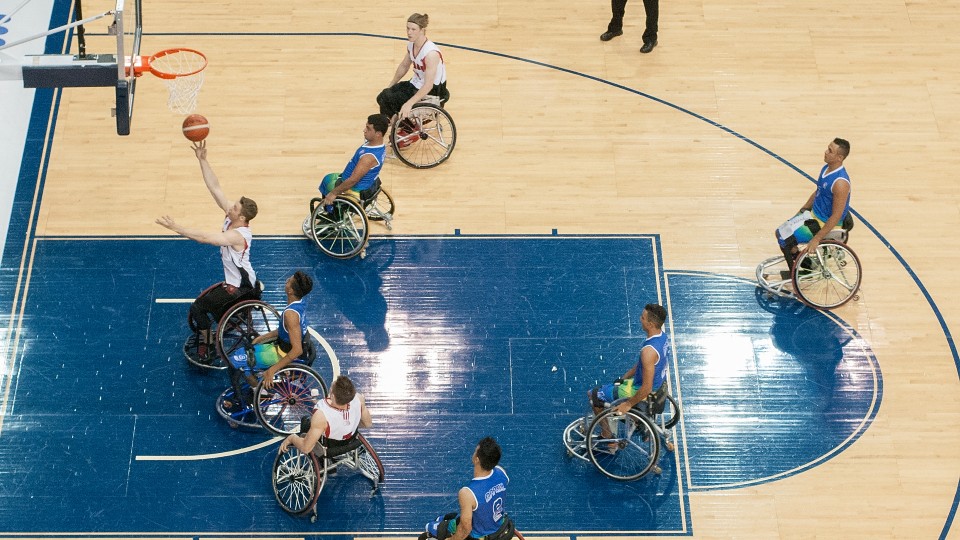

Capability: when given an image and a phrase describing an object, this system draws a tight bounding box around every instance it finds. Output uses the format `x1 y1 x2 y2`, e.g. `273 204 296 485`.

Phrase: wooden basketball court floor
2 0 960 538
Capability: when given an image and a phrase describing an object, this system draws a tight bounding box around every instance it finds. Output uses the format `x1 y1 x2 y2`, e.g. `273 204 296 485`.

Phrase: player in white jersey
376 12 450 123
280 375 373 455
156 141 259 362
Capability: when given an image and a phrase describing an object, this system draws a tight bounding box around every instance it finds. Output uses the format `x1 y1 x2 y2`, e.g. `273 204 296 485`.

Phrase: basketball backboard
10 0 142 134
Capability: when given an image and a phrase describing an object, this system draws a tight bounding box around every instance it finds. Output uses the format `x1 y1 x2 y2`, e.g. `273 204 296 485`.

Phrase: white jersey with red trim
315 395 362 440
407 39 446 89
220 216 255 288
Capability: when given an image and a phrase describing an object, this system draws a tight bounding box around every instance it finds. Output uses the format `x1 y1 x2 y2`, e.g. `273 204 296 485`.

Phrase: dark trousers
607 0 659 43
376 81 451 118
190 283 247 331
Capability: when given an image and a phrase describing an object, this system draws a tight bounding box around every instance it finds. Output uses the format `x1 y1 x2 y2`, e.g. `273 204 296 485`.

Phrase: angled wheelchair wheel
215 386 261 430
586 408 660 481
273 446 325 515
309 197 369 259
356 433 386 485
255 365 328 436
364 188 395 228
792 240 862 309
183 332 228 370
216 300 281 364
562 417 591 462
657 393 681 430
392 103 457 169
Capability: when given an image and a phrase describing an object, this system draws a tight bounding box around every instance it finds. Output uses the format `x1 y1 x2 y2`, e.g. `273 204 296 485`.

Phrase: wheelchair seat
358 178 383 206
823 213 855 243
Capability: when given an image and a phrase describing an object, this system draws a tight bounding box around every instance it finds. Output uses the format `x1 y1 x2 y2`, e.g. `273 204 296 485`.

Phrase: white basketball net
149 50 207 114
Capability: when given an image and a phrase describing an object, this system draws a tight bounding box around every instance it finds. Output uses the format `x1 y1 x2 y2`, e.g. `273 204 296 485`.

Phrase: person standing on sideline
600 0 659 54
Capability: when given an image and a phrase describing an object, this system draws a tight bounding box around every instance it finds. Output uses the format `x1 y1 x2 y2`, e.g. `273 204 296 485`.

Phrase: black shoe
640 40 657 53
600 30 623 41
418 534 430 540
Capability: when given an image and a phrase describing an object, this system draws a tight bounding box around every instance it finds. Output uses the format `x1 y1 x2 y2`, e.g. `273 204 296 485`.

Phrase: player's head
642 303 667 329
367 114 390 137
407 13 429 30
330 375 357 407
238 196 258 221
833 137 851 159
474 436 502 471
288 270 313 298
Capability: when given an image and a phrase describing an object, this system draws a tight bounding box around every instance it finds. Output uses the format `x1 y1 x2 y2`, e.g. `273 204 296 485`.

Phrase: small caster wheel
652 465 662 475
665 441 675 452
228 421 238 429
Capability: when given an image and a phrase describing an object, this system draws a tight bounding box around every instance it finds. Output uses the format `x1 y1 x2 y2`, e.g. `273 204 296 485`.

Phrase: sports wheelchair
563 385 680 481
213 299 328 434
757 214 862 309
303 177 395 260
391 95 457 169
272 419 385 522
183 280 264 370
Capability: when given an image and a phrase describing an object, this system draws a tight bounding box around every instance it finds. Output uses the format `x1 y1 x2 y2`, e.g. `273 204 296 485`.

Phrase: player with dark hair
315 114 390 210
420 437 514 540
588 303 670 416
775 138 853 267
249 270 314 388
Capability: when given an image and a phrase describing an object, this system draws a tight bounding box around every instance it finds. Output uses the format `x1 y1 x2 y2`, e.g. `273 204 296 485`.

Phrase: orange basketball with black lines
181 114 210 142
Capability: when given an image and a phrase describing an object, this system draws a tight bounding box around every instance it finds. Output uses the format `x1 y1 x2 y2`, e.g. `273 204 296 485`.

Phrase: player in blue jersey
775 138 852 267
318 114 390 209
589 303 670 416
246 270 313 388
420 437 515 540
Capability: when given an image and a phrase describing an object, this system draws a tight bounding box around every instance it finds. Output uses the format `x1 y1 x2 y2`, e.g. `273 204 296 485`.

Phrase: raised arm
155 215 245 249
192 141 234 213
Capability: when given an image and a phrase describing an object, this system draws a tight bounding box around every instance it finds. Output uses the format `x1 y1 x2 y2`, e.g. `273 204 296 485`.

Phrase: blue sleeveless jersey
341 143 386 192
634 332 669 390
811 164 851 223
278 300 307 353
467 466 509 536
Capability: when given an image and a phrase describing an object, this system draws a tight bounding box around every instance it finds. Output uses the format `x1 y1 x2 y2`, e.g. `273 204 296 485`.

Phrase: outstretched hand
155 215 178 231
192 140 207 160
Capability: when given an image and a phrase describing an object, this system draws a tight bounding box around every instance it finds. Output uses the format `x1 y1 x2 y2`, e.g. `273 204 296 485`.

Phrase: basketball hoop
132 48 207 114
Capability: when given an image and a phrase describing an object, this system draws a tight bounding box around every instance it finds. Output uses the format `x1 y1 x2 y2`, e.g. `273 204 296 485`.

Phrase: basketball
181 114 209 142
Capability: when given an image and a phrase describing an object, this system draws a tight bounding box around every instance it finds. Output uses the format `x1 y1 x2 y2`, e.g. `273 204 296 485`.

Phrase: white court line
134 326 338 462
136 436 281 461
308 326 340 380
155 298 194 303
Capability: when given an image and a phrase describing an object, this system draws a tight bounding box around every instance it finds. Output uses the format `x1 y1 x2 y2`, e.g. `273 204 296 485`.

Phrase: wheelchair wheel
658 394 681 430
364 188 395 226
392 103 457 169
255 365 328 436
586 408 660 481
215 386 261 430
184 332 228 370
791 240 862 309
356 433 386 484
273 446 325 515
562 417 591 462
216 300 281 363
309 196 369 259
